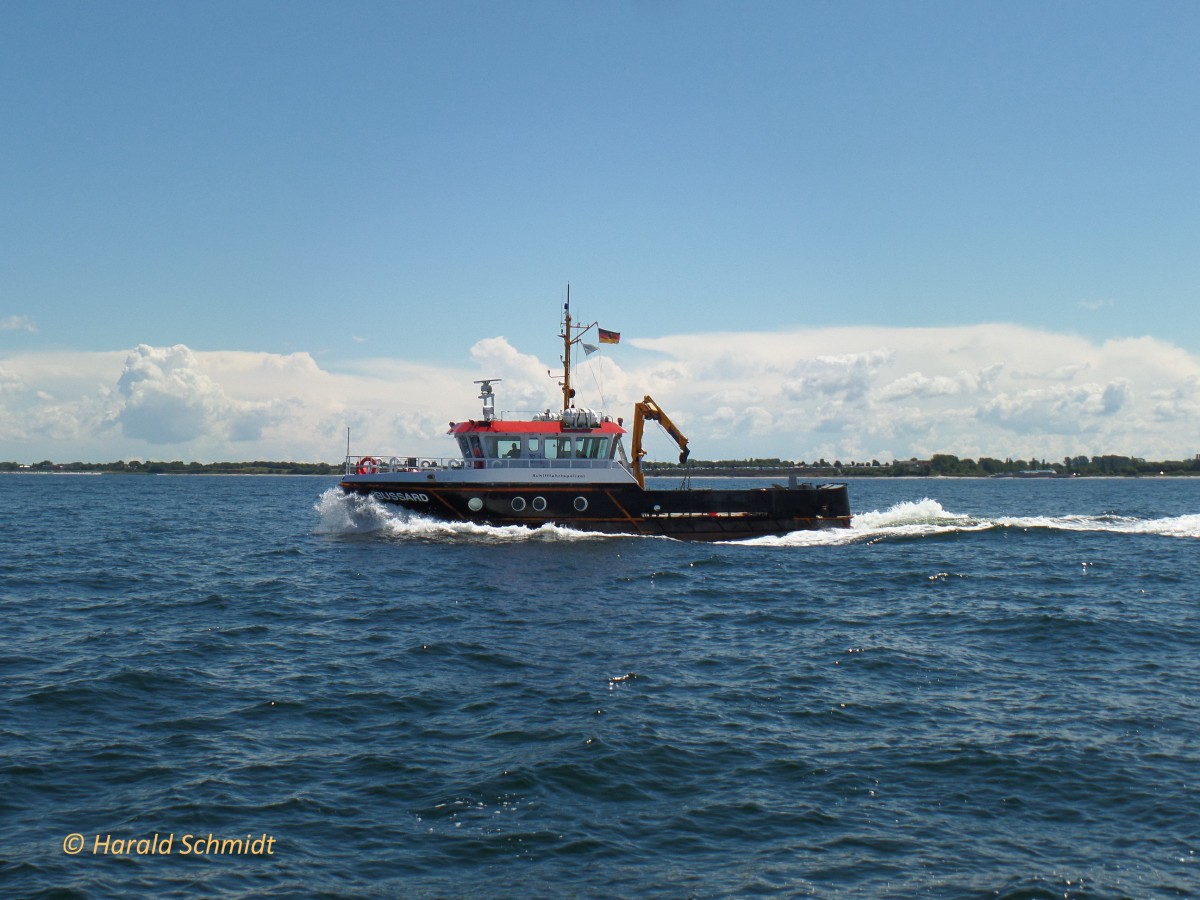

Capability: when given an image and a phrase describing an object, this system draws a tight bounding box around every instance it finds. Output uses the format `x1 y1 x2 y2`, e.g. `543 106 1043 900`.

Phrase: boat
339 299 851 540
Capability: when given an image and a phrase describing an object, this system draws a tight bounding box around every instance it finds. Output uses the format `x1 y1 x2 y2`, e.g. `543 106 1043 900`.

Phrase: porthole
467 497 483 512
532 496 547 512
511 497 527 512
573 496 589 512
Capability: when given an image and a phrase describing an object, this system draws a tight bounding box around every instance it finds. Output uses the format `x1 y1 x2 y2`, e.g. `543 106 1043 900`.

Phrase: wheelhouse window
482 436 524 459
578 437 610 459
456 432 616 462
460 435 484 461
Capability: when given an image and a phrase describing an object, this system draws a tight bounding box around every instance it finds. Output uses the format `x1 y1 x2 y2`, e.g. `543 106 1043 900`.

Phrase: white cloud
976 379 1131 435
876 367 994 402
783 349 894 402
626 324 1200 462
1150 377 1200 424
2 324 1199 463
468 336 562 414
116 345 232 444
0 315 37 333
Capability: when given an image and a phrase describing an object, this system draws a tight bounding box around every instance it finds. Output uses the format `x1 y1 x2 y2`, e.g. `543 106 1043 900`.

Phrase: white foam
845 501 1200 543
996 512 1200 539
313 488 617 542
316 488 1200 545
378 514 616 543
736 498 986 547
851 497 972 530
313 487 395 534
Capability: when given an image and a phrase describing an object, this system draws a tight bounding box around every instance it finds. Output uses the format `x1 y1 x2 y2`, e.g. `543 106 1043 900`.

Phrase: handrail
343 455 628 475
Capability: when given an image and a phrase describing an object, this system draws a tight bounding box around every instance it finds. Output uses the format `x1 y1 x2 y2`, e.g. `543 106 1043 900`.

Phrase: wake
738 498 982 547
742 498 1200 546
314 488 1200 546
994 511 1200 539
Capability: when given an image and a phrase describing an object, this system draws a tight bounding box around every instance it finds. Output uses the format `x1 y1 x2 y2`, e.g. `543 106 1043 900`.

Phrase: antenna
475 379 501 420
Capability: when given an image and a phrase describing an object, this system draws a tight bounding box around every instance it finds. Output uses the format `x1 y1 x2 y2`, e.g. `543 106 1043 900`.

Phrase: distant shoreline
1 470 337 477
5 462 1198 479
1 461 340 476
647 469 1200 479
5 449 1198 479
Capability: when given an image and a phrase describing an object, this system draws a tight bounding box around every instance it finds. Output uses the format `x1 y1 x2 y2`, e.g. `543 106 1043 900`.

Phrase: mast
556 283 596 410
561 285 573 410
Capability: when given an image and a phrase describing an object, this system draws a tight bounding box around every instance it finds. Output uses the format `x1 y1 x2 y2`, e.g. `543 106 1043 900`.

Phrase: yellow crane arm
630 395 690 488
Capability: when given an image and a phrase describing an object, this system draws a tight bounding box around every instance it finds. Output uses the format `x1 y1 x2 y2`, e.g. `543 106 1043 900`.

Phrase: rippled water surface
3 474 1199 898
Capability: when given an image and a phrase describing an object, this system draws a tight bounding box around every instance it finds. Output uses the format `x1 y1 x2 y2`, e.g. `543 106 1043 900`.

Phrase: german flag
598 328 620 345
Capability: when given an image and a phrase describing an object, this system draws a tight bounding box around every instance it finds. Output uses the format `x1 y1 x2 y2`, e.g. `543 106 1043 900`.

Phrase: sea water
2 474 1198 898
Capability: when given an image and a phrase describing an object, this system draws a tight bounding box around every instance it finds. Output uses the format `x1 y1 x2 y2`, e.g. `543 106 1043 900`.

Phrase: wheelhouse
449 417 631 469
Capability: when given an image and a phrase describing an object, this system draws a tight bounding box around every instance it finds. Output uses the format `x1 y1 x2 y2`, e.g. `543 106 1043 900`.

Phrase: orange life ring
356 456 378 475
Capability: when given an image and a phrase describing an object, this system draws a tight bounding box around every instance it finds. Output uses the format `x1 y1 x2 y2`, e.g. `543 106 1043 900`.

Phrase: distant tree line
644 453 1200 477
5 452 1200 477
1 460 340 475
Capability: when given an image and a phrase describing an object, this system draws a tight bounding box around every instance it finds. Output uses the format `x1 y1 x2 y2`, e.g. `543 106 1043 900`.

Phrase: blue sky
2 2 1198 463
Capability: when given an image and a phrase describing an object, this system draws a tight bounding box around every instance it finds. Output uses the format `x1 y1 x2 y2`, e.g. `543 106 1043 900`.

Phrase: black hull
338 480 851 541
